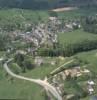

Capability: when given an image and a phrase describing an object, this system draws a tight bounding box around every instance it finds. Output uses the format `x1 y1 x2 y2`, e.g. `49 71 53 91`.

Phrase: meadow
58 29 97 45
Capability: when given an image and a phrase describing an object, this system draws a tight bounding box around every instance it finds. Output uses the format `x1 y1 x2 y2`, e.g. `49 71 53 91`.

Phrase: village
9 16 81 56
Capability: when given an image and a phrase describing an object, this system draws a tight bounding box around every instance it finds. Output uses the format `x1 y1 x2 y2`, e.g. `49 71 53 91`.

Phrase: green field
0 9 49 22
58 29 97 45
75 49 97 73
0 72 44 100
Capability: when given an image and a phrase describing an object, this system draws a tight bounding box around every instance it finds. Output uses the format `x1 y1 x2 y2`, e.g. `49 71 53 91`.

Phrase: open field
58 30 97 45
75 49 97 73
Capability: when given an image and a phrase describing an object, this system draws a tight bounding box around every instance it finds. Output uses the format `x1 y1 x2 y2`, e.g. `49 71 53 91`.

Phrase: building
34 57 44 66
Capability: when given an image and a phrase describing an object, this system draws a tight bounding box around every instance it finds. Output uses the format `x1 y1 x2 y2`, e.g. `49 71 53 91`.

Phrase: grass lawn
58 29 97 45
0 75 44 100
74 49 97 73
0 8 49 26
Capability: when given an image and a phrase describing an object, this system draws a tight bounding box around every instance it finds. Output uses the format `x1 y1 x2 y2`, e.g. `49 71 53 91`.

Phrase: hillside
1 0 97 100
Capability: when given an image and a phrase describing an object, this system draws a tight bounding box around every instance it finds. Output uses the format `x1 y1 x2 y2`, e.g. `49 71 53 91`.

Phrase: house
34 57 44 66
72 22 81 29
51 61 56 65
82 69 90 73
0 58 3 62
88 80 95 85
65 24 73 29
49 17 57 21
64 67 82 78
16 50 27 55
88 85 94 95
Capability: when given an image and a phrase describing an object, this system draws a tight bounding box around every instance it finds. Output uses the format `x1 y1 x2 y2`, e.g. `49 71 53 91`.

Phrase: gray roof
90 96 97 100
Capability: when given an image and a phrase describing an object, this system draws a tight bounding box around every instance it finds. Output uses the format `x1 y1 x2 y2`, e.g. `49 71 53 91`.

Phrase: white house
88 80 95 85
34 57 44 66
88 87 94 95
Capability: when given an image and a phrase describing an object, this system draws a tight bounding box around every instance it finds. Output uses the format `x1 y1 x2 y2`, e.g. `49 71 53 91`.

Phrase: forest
0 0 97 9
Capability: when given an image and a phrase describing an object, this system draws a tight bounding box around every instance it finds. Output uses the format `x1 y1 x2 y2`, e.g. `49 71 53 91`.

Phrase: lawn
58 29 97 45
0 9 49 23
0 74 44 100
74 49 97 73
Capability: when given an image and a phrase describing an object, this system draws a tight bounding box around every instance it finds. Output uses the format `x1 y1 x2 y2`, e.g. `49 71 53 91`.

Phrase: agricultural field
75 49 97 73
58 29 97 45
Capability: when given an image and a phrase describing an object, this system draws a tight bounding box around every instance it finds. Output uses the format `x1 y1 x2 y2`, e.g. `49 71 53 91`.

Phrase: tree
14 53 25 72
0 33 11 50
81 16 97 34
23 59 35 70
48 11 58 17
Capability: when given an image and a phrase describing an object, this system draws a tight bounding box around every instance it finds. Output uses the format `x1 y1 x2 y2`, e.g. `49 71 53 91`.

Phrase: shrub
10 63 21 74
23 59 35 70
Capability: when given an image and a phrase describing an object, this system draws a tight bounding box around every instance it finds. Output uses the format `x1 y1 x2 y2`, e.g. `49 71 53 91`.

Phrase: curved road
3 58 62 100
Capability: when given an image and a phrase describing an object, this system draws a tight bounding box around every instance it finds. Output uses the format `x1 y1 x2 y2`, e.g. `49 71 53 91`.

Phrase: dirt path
50 59 74 74
52 7 77 12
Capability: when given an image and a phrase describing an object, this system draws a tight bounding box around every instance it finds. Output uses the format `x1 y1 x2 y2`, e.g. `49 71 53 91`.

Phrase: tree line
37 39 97 57
0 0 69 10
0 0 96 10
81 15 97 34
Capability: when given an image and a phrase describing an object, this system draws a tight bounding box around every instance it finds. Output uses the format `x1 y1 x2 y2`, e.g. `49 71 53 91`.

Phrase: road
50 59 74 74
3 58 62 100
